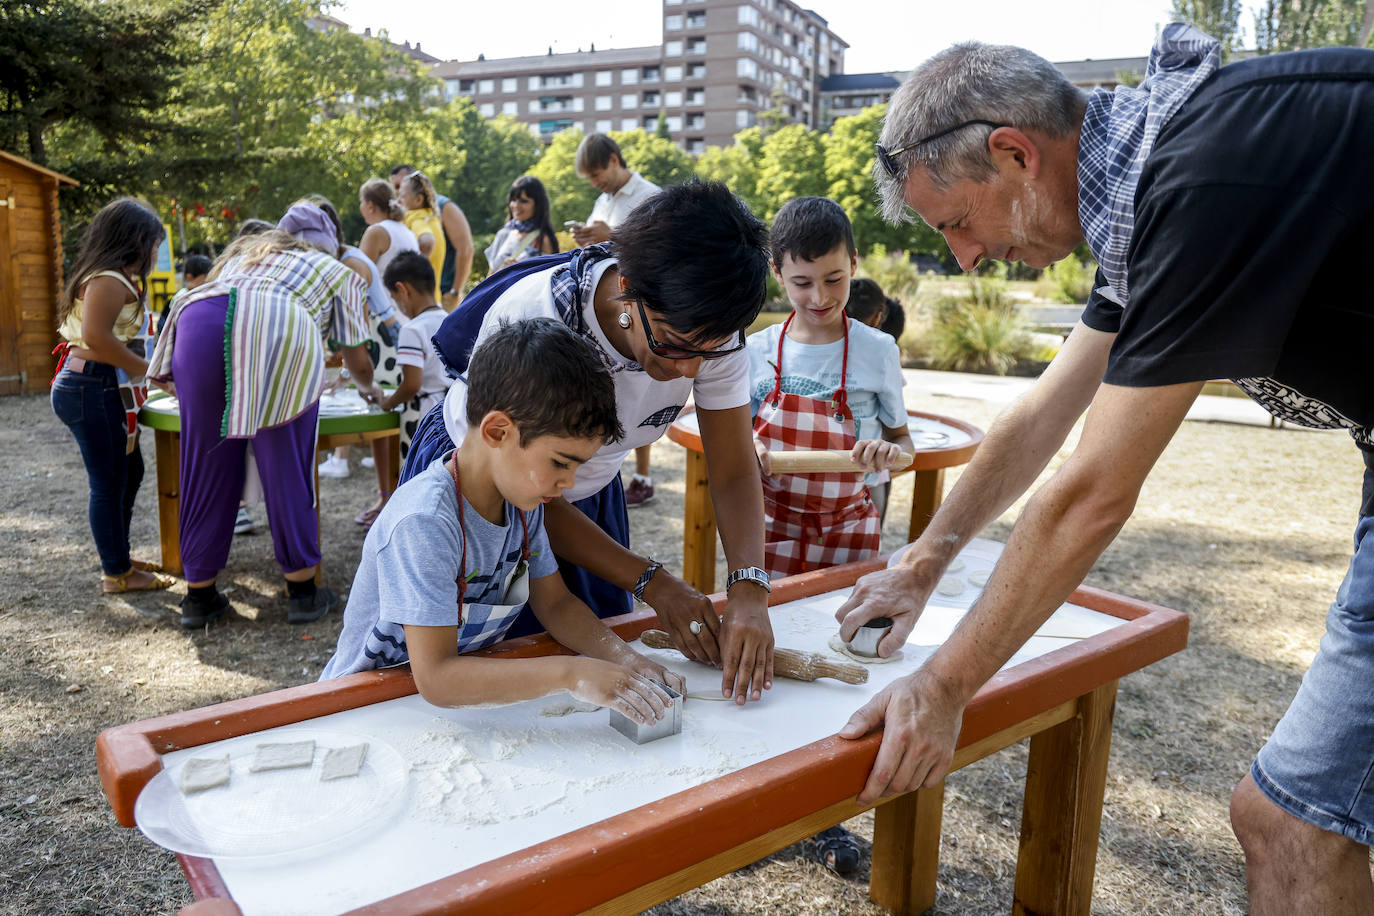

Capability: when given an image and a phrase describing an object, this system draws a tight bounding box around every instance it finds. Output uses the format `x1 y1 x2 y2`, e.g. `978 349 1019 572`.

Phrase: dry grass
0 385 1366 915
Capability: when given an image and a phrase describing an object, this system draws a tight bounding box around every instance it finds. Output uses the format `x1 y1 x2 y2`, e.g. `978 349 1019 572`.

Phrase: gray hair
876 42 1087 223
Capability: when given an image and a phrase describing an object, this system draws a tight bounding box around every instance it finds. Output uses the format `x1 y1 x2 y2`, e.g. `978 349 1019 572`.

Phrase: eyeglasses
875 119 1007 178
636 297 745 361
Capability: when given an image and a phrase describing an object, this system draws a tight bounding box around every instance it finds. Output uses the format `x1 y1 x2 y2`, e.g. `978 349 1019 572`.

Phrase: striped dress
148 249 370 437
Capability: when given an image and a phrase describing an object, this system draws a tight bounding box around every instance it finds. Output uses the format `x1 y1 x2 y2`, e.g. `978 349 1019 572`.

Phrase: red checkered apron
754 313 881 578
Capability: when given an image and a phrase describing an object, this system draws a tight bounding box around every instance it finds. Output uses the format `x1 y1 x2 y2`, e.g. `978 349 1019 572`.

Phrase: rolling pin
767 448 914 475
639 629 868 685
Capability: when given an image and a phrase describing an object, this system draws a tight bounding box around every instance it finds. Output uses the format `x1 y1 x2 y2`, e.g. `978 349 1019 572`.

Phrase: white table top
151 538 1120 915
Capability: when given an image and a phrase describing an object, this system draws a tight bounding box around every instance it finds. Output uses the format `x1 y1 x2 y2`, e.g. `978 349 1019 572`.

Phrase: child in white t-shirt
379 251 454 460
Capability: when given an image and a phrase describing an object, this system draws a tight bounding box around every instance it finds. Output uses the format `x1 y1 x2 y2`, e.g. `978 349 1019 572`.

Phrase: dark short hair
466 318 624 446
575 133 623 176
389 164 414 177
846 277 887 325
879 298 906 340
613 180 770 345
183 254 213 278
383 250 435 294
770 197 856 268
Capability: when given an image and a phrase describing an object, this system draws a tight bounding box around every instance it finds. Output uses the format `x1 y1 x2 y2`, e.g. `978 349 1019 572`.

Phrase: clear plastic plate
134 728 407 861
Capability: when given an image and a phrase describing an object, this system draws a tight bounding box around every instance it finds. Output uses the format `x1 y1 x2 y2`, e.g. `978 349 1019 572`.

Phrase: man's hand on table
834 557 938 658
643 571 722 667
719 588 774 704
839 666 966 805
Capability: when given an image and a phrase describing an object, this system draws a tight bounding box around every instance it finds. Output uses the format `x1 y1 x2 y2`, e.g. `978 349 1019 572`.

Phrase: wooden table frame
139 397 400 577
665 408 985 593
97 558 1187 916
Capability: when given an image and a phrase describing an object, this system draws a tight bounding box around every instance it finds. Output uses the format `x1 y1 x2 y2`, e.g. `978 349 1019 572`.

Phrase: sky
335 0 1180 72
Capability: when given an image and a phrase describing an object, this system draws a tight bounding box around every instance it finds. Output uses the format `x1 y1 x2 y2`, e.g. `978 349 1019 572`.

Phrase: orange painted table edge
96 558 1188 915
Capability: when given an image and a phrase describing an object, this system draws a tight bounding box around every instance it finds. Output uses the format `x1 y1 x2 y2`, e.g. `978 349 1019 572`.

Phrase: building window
665 65 683 82
739 5 759 26
687 62 707 79
480 102 495 116
686 138 705 154
665 40 683 57
478 79 494 94
597 119 613 132
621 68 638 84
642 91 660 107
736 109 752 128
595 95 613 111
686 38 707 55
665 14 683 29
621 117 638 131
642 66 660 82
502 101 517 115
621 94 638 109
686 10 706 28
595 70 613 87
686 114 705 129
502 77 517 93
458 79 474 94
686 89 705 106
738 32 758 53
666 115 682 131
737 58 758 80
643 116 657 129
665 90 682 107
539 118 574 135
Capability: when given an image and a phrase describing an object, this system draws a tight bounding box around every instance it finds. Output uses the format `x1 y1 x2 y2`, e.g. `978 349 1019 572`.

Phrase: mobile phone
564 220 584 229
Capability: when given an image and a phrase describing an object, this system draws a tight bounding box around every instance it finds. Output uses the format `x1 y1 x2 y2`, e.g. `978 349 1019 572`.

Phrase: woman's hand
852 438 903 471
567 658 674 726
643 571 722 666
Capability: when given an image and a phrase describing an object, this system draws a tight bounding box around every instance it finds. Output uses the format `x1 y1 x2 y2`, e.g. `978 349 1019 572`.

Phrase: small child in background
747 197 913 581
378 252 454 462
321 318 682 725
158 254 212 337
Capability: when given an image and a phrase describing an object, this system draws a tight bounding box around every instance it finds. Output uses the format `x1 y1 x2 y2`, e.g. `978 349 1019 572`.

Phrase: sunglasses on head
875 119 1007 178
635 297 745 361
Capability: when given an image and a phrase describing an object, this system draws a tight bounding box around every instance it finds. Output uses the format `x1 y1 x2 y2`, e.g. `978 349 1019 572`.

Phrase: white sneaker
233 507 256 535
318 455 350 479
360 456 376 469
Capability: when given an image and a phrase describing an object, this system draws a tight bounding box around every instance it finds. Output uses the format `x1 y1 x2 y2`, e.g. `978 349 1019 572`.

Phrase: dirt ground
1 381 1368 915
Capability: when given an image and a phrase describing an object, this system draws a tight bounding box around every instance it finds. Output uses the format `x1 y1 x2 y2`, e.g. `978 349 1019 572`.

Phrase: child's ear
848 252 858 275
478 410 516 447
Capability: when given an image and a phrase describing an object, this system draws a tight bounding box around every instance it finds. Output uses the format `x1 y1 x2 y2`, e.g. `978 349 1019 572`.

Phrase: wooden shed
0 150 78 395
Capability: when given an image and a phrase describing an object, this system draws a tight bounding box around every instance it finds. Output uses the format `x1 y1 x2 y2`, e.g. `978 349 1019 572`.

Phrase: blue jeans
50 363 144 576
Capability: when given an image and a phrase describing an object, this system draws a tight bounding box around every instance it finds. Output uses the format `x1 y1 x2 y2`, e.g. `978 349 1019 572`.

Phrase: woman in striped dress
147 231 378 628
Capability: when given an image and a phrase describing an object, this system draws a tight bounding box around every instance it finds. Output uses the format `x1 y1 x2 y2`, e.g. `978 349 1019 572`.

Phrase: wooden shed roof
0 150 79 187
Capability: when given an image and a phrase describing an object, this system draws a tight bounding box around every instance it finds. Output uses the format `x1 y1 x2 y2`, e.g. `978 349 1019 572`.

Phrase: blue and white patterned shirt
1077 23 1221 307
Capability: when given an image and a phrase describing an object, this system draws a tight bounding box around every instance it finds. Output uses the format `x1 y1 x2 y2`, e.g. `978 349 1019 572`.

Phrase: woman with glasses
400 180 776 705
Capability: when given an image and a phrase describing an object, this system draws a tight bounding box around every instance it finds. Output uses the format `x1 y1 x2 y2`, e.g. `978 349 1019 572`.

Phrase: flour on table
250 740 315 772
935 576 965 596
968 569 992 587
827 633 903 664
539 699 602 717
179 755 230 794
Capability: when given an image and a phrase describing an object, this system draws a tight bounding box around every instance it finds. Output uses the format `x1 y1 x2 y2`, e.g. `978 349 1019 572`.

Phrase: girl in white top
358 178 419 278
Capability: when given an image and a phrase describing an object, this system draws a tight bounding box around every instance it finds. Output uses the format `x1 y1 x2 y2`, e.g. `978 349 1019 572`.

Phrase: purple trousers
172 294 321 582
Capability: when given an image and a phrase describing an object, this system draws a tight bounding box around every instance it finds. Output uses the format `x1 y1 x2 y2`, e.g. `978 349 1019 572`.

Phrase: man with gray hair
834 23 1374 913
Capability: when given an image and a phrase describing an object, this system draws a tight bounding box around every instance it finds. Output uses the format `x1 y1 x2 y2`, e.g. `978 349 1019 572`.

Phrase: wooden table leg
908 467 946 542
154 429 183 576
681 448 718 594
1012 680 1118 916
870 780 945 915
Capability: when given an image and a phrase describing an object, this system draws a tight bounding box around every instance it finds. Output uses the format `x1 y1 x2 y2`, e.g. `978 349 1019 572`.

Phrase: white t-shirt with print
442 258 749 501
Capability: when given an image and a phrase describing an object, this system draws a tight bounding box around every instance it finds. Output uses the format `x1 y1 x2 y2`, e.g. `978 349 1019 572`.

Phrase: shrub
856 246 921 302
923 276 1031 375
1035 252 1096 303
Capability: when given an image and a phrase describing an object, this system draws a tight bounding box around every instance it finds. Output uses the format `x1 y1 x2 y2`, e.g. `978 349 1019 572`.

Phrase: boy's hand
852 438 902 471
754 438 772 477
620 653 686 697
568 658 674 726
643 572 722 666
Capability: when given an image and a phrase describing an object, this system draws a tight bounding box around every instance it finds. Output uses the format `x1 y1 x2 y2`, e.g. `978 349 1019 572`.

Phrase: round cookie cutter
847 617 894 658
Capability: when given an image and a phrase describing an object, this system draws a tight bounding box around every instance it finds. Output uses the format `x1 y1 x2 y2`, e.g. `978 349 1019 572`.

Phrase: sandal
102 567 177 594
810 825 863 876
130 559 163 573
354 489 392 528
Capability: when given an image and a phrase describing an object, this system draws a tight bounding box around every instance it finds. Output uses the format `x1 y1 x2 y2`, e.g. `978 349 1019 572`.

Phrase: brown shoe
102 568 176 594
625 476 655 508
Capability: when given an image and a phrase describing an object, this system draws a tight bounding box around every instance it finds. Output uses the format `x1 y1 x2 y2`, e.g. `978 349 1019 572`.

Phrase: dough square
249 740 316 772
180 755 231 794
320 743 369 781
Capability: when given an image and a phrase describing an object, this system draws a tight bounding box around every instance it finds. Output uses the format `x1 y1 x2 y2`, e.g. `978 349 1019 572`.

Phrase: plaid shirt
1077 23 1220 306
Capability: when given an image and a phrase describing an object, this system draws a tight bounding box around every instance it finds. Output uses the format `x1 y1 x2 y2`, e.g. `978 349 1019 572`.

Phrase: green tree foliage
1170 0 1245 57
0 0 211 165
1254 0 1367 52
615 131 695 189
695 127 765 214
755 123 826 221
528 129 597 226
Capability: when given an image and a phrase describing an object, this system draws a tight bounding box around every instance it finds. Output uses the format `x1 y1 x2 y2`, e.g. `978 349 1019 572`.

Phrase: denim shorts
1252 511 1374 845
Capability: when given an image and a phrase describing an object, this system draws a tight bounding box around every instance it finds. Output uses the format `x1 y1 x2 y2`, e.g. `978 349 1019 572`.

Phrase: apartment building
429 0 848 150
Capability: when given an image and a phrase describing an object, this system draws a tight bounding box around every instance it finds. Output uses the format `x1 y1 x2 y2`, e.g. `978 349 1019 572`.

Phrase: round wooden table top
139 389 400 436
666 405 984 473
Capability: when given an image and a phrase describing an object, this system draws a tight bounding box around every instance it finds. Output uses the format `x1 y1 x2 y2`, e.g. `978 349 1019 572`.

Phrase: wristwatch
726 566 771 594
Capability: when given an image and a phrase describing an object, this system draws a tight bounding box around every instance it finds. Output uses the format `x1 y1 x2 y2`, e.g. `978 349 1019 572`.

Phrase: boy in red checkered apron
747 198 915 582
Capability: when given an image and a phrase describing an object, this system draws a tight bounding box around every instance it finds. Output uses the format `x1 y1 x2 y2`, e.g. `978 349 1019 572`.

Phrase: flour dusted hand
568 658 673 726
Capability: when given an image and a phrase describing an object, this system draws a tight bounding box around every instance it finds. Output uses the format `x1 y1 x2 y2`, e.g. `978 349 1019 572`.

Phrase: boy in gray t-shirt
323 319 679 725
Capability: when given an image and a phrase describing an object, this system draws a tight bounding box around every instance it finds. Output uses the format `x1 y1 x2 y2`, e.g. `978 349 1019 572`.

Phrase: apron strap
830 315 852 422
766 313 793 406
449 453 530 606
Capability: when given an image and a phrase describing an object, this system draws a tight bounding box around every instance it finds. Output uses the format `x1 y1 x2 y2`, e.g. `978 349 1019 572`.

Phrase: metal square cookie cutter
609 682 683 745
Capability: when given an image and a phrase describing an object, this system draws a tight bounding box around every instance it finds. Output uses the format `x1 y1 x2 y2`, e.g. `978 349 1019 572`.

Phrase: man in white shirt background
572 133 663 507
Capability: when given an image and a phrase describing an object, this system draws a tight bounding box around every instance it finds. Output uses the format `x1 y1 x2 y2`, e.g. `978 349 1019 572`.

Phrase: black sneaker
179 590 230 629
288 586 338 625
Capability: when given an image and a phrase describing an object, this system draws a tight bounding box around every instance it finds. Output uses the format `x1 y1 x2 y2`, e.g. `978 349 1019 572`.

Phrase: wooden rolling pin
767 448 914 474
639 629 868 685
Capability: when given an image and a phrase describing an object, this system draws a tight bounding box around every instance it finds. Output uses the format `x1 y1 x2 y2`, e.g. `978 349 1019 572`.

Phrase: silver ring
689 620 703 635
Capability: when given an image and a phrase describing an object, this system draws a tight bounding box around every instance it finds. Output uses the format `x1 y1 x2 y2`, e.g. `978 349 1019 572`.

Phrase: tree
755 123 826 221
528 129 599 226
695 127 765 215
654 110 671 139
0 0 213 164
1170 0 1244 58
1253 0 1367 52
614 130 695 189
